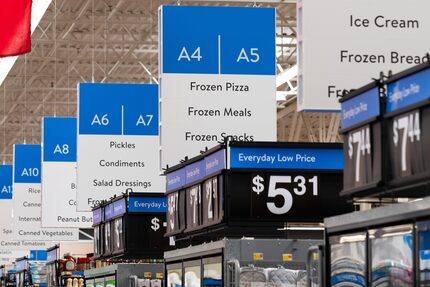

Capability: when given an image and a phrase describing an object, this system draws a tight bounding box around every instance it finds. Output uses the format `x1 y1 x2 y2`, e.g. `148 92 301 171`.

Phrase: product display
0 2 429 287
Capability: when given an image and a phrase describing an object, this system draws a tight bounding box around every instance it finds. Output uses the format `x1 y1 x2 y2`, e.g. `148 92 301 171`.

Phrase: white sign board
77 83 164 211
42 117 92 227
159 6 277 168
297 0 430 111
0 197 53 250
13 144 79 241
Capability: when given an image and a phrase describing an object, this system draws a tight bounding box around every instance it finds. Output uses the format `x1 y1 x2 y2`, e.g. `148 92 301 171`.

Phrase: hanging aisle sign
13 144 78 241
297 0 430 111
41 117 92 227
159 5 277 168
0 165 12 200
77 83 164 211
0 166 53 251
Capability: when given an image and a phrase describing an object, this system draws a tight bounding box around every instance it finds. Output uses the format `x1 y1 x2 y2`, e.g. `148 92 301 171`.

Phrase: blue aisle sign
47 248 57 262
387 67 430 113
128 197 167 213
205 150 225 176
29 250 47 261
162 5 275 75
341 87 380 129
112 198 126 217
229 147 343 170
92 208 102 225
79 83 158 135
43 117 77 162
166 149 226 192
0 165 12 199
185 160 205 186
166 168 186 192
15 259 27 271
14 144 41 183
105 204 114 221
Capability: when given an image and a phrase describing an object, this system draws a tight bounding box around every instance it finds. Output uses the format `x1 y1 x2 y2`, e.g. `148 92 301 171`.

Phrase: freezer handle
226 259 240 287
306 245 325 287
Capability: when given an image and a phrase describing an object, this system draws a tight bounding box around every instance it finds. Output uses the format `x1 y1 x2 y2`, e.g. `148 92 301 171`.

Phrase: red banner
0 0 32 57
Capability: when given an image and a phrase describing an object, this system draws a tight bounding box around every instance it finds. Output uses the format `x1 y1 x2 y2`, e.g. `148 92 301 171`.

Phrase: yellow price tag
156 273 164 279
313 253 319 261
253 253 264 261
282 254 293 261
144 272 152 278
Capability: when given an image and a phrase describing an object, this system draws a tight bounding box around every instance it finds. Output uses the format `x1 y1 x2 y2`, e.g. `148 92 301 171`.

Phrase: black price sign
343 123 382 192
167 190 186 235
202 176 223 226
186 184 202 230
251 174 318 215
227 171 352 222
388 109 425 179
166 175 224 236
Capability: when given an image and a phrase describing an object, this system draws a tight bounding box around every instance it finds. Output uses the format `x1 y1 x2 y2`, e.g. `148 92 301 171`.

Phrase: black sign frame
164 141 352 241
93 192 170 260
339 81 386 198
383 60 430 197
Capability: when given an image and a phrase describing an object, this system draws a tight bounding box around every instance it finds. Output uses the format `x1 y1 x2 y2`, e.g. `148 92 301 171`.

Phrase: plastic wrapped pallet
240 266 267 287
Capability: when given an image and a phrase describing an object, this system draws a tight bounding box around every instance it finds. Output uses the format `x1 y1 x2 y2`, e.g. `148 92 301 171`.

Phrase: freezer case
165 238 322 287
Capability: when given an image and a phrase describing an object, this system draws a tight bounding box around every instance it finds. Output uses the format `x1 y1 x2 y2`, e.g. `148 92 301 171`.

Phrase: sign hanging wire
54 0 57 117
23 54 27 144
92 0 95 82
3 83 6 164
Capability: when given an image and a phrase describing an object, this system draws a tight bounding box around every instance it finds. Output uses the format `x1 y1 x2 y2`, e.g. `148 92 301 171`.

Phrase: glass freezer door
418 220 430 287
307 245 324 287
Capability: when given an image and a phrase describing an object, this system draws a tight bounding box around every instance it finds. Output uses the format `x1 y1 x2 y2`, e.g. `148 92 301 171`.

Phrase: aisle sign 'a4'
162 6 274 75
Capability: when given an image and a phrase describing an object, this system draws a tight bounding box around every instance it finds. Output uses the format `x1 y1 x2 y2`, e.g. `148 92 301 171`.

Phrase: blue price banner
229 146 344 170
